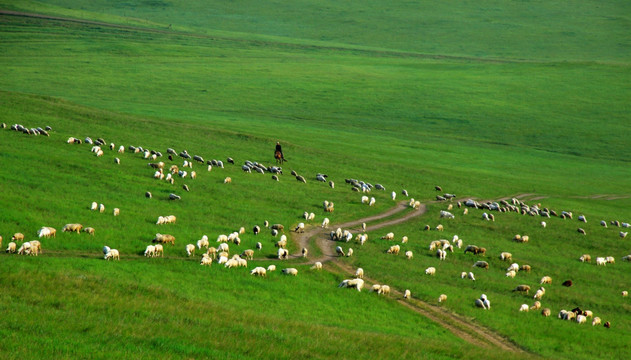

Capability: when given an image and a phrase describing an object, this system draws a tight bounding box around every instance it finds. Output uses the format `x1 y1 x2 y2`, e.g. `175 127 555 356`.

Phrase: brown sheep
153 233 175 246
541 308 551 317
271 224 285 231
520 264 532 272
83 227 96 236
62 224 83 233
11 233 25 242
513 285 531 294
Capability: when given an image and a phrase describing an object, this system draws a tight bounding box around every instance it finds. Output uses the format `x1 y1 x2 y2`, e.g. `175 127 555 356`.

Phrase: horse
274 150 284 164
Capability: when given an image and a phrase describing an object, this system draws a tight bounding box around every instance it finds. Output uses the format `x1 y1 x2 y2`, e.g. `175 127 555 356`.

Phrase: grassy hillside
1 1 629 359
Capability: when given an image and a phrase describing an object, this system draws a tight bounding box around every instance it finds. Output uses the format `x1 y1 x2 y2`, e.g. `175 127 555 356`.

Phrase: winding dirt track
287 200 529 355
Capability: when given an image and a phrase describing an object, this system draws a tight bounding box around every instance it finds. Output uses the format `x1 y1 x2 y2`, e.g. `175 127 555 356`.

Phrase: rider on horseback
275 142 286 162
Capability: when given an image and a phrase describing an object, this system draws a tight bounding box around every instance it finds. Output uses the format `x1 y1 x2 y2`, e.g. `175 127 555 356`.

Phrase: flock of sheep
4 125 629 335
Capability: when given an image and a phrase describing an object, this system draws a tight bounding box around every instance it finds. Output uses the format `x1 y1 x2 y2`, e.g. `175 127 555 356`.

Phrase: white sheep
278 248 289 260
519 304 529 312
405 250 413 259
267 265 276 272
361 196 369 204
224 259 238 268
338 278 364 292
118 145 125 153
335 246 345 257
401 236 408 244
311 262 323 270
144 245 156 257
99 203 105 213
576 315 587 324
460 272 467 279
391 191 396 201
186 244 196 257
17 242 31 255
282 268 298 276
622 291 628 297
90 201 98 210
113 208 120 216
322 218 330 228
467 272 476 281
425 267 436 275
6 242 17 253
200 254 213 266
592 317 601 326
440 210 455 219
355 268 364 279
578 215 587 223
505 270 517 278
475 294 491 309
104 249 120 260
294 222 305 233
154 244 163 257
533 288 545 300
197 235 209 249
369 197 376 206
507 263 520 272
621 232 628 238
606 256 615 264
541 221 547 228
218 243 229 253
540 276 552 284
250 267 267 276
596 257 607 266
216 234 229 243
404 289 411 299
377 285 390 295
438 294 447 303
308 212 315 221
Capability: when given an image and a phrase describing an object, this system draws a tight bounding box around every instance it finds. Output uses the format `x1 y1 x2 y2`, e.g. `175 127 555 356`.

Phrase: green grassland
0 1 630 359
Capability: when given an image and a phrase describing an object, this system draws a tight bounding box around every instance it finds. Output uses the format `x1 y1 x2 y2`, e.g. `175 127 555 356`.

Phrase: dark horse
274 150 284 164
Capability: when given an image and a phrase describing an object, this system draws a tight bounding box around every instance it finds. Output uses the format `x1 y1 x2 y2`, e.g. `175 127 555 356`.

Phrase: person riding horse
275 142 286 163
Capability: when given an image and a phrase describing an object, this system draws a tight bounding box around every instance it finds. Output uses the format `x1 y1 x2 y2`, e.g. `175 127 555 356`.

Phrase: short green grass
0 1 629 359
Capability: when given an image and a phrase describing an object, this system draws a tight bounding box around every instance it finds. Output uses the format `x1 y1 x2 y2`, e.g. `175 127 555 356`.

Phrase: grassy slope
0 1 630 359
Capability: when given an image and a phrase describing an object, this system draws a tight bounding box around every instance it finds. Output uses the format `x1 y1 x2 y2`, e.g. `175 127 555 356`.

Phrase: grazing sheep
10 233 25 242
185 244 196 257
224 177 232 184
29 240 41 256
463 208 469 215
540 276 552 285
300 247 308 258
542 308 551 317
580 254 591 262
606 256 615 264
596 257 607 266
335 246 345 257
381 232 395 240
63 224 83 233
282 268 298 276
338 278 365 292
200 254 213 266
467 272 476 281
311 262 323 270
371 285 382 292
438 294 447 303
621 232 628 238
506 270 517 278
475 294 491 310
436 249 447 260
507 263 520 272
241 249 254 260
91 201 98 210
541 221 546 228
144 245 156 257
577 228 586 235
622 255 631 262
38 226 57 238
378 285 391 295
401 236 408 244
513 285 531 294
562 280 573 287
592 317 601 326
197 236 210 249
440 210 455 219
519 304 529 312
604 321 611 328
346 248 354 257
205 247 217 259
321 218 330 228
576 315 587 324
15 242 30 255
104 249 120 261
113 208 120 216
425 267 436 275
154 244 163 257
472 261 489 269
520 265 532 272
294 222 305 233
368 197 376 206
435 224 444 231
278 248 289 260
266 265 276 272
405 250 413 259
499 252 512 261
386 244 400 255
533 288 545 300
250 267 267 276
530 301 541 310
354 268 364 279
218 243 229 253
464 245 486 256
153 233 175 246
578 215 587 223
